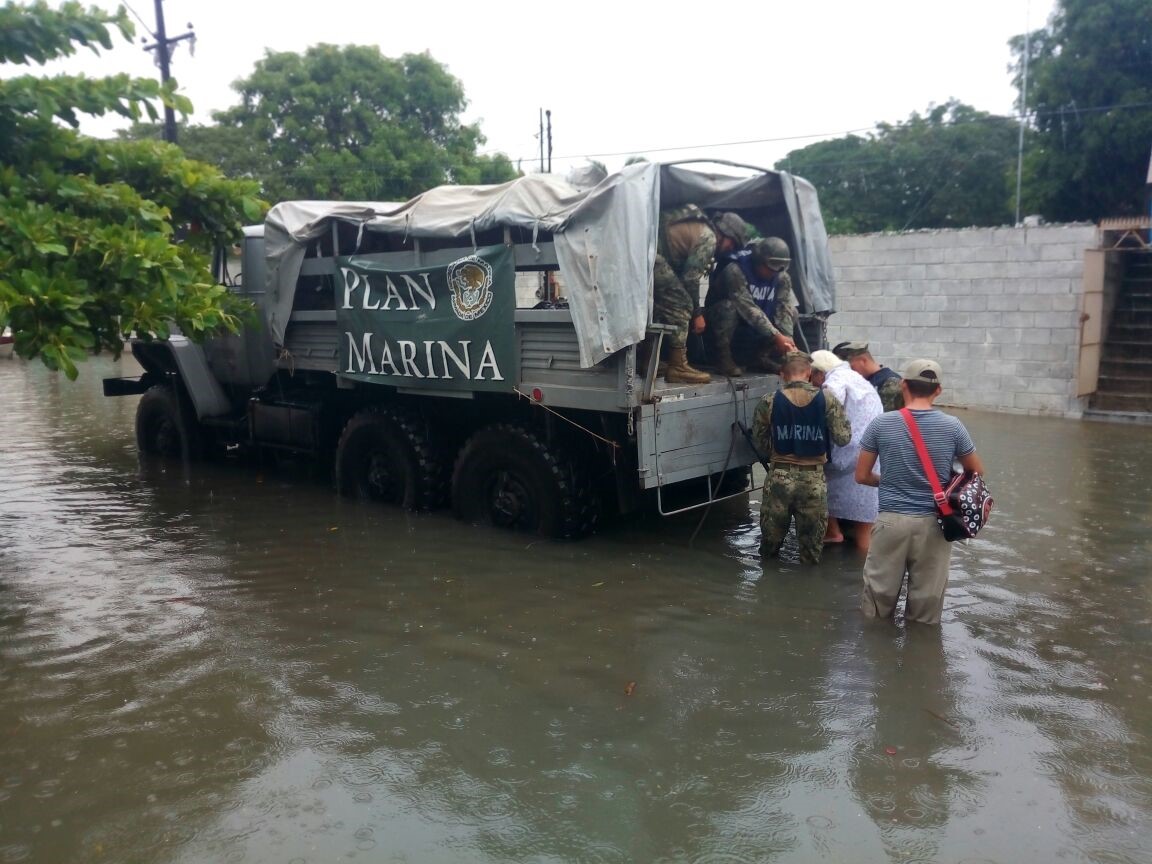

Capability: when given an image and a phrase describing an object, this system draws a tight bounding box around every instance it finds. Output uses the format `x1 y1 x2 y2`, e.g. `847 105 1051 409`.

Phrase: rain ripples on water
2 355 1151 863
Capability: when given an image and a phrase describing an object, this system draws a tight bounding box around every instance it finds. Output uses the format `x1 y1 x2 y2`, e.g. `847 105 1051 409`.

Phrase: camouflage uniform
833 342 905 412
874 374 905 412
752 380 851 564
706 256 797 372
653 206 717 350
705 237 797 375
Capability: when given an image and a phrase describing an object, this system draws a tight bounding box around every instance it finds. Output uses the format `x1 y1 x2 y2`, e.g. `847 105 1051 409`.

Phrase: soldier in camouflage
832 341 905 411
653 207 748 384
705 236 799 376
752 351 852 564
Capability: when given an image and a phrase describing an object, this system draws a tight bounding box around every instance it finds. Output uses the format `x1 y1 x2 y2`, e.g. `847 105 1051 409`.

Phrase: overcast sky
36 0 1057 175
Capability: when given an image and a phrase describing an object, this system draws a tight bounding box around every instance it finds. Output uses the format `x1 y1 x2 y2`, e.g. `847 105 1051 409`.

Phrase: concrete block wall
824 224 1099 417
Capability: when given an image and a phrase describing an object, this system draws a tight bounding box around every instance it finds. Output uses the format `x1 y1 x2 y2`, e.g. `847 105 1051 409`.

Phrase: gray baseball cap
903 358 943 386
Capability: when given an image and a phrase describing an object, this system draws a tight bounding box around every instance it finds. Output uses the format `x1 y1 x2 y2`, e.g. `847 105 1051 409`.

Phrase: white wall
825 224 1098 416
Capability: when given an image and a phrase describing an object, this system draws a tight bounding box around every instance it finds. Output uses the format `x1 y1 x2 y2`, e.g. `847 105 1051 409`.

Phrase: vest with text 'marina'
770 388 827 460
719 249 780 318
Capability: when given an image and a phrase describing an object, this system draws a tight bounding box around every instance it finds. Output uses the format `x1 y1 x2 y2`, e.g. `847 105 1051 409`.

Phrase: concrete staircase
1091 250 1152 415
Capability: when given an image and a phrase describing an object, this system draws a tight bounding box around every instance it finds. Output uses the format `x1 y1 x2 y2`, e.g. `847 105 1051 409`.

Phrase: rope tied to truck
512 387 621 463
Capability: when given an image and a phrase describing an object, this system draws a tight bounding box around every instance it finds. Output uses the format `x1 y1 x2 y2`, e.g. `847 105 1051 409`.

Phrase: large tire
135 384 203 460
335 406 447 511
451 424 598 540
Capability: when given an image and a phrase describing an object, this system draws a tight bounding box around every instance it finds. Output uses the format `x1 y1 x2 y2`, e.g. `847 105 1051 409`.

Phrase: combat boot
664 347 711 385
714 342 744 377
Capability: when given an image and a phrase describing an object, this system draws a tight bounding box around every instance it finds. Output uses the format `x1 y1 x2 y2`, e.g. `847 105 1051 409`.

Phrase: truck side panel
515 311 630 413
283 313 340 371
280 308 632 412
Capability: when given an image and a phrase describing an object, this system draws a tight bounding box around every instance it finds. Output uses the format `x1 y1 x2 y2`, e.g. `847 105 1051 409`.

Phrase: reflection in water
1 355 1151 864
847 625 975 863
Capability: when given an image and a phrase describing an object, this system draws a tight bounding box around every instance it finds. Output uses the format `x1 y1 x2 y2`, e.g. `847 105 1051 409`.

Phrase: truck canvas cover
263 162 835 368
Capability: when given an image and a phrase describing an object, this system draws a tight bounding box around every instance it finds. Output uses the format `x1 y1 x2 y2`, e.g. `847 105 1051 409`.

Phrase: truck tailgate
636 378 776 489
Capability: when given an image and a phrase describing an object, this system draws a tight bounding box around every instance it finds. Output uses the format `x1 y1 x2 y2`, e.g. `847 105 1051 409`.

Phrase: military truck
103 161 836 538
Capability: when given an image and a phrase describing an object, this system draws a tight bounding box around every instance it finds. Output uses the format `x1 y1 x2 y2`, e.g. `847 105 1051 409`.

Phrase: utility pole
1014 2 1031 226
546 110 552 174
142 0 195 144
537 108 553 173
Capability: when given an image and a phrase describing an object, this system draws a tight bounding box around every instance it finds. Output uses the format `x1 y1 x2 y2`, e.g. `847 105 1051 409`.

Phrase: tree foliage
777 101 1020 233
1010 0 1152 221
119 121 268 185
212 45 518 201
0 1 264 378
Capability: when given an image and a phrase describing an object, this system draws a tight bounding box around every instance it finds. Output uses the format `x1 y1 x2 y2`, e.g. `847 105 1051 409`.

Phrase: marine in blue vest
704 237 798 377
725 248 781 319
833 341 905 412
751 351 852 564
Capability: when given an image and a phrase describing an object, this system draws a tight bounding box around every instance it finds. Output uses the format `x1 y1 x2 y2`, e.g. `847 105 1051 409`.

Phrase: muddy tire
135 384 203 460
451 424 598 539
335 406 447 511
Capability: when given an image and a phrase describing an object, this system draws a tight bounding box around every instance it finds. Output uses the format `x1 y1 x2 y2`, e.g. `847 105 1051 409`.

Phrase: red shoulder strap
899 408 952 514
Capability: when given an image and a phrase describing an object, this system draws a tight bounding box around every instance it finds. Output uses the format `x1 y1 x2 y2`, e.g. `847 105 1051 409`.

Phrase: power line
488 98 1152 168
489 126 879 165
119 1 153 34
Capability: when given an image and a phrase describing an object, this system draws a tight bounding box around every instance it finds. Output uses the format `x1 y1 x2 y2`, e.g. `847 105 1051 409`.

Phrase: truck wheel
335 407 447 511
451 424 598 539
135 384 203 460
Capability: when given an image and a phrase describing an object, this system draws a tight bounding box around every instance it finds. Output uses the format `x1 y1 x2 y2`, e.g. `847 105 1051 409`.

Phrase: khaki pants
861 512 953 625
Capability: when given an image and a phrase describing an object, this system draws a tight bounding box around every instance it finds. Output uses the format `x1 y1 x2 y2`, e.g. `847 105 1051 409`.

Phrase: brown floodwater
1 353 1150 864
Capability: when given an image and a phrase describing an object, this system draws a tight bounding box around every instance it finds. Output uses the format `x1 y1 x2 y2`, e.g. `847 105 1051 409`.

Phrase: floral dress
823 363 884 522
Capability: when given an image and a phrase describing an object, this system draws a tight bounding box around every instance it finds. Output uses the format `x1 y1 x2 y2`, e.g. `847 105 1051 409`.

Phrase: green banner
336 244 517 391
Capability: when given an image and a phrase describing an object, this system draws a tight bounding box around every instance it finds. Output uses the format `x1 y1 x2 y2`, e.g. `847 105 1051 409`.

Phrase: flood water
2 353 1151 864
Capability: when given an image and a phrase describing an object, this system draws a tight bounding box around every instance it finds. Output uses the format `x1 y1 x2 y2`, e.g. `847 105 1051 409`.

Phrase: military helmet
712 212 749 247
750 236 791 271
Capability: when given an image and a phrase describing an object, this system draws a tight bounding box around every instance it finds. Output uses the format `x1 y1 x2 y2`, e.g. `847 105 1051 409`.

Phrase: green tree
0 1 264 379
1010 0 1152 221
120 121 267 183
213 45 518 201
778 101 1019 233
